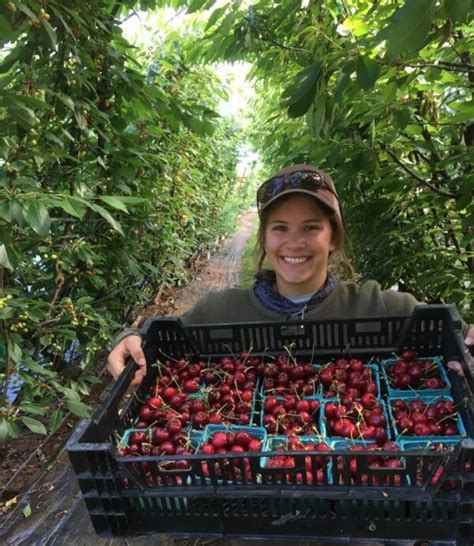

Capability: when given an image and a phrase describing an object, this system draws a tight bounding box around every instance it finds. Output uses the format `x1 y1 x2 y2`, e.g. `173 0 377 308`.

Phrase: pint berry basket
198 424 267 485
331 439 408 486
261 434 334 484
319 362 382 399
388 394 468 441
67 305 474 544
381 355 451 398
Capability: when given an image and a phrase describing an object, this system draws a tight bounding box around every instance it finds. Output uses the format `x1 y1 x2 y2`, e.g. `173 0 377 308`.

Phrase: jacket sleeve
111 327 142 348
378 284 471 337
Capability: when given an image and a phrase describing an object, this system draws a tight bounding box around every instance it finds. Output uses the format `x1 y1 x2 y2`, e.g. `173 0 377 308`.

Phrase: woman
108 164 473 385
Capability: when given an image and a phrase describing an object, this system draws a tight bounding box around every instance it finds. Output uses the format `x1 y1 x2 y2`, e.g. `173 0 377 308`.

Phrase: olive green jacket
114 280 469 346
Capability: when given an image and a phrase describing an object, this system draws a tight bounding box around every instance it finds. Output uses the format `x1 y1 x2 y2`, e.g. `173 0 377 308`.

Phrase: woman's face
263 194 335 298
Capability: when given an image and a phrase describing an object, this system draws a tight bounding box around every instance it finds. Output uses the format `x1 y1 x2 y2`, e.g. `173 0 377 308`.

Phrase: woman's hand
107 335 146 386
465 326 474 350
447 326 474 376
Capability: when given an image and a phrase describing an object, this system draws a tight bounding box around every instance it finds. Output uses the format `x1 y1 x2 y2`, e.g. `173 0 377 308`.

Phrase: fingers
446 328 474 378
465 326 474 348
107 335 146 382
447 360 464 377
131 366 146 387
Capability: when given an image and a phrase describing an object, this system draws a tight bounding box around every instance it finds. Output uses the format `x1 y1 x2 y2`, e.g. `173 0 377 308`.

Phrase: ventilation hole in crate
326 324 333 346
260 498 271 517
318 324 326 347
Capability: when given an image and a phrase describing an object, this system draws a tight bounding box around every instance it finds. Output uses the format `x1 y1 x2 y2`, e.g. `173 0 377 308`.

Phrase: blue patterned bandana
253 272 337 319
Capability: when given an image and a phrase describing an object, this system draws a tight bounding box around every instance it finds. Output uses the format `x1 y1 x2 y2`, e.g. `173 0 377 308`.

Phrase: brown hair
253 194 356 281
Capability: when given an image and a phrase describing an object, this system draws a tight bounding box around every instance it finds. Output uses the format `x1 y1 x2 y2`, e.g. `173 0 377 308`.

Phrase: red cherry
147 397 162 410
211 432 228 449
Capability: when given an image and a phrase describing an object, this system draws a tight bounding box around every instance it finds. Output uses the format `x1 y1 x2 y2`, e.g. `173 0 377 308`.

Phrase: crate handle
141 317 200 355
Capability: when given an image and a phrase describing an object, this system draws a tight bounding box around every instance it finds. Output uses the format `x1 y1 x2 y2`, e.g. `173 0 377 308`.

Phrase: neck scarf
253 272 337 319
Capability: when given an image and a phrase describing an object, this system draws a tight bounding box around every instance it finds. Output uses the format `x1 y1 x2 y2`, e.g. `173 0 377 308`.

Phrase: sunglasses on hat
256 169 338 214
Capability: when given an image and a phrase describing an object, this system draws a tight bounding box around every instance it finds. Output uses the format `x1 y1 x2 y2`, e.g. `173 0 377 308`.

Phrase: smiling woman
261 195 335 298
107 163 473 385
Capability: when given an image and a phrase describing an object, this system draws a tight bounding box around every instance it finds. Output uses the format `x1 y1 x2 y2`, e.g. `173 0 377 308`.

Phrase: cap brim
259 188 341 220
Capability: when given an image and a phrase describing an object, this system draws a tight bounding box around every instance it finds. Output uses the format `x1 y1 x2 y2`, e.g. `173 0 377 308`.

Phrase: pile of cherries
324 397 389 446
266 435 332 485
390 398 461 437
260 355 319 396
385 350 447 391
335 442 404 486
262 395 320 435
319 357 378 399
198 429 264 481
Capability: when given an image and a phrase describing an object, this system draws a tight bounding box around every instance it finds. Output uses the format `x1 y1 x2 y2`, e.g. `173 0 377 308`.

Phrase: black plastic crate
67 304 474 544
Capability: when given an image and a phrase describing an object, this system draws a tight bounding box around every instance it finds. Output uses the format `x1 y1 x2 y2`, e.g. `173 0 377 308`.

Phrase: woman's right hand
107 335 146 386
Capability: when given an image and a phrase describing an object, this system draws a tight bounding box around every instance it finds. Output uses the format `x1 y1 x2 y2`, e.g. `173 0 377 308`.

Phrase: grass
238 223 258 288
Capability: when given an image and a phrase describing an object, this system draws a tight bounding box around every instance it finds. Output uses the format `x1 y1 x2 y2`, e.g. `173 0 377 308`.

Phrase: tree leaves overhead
444 0 472 23
24 201 51 237
287 62 321 118
356 56 380 90
376 0 436 58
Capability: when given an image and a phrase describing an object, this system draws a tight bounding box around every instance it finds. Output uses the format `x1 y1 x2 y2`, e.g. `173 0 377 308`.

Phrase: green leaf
89 203 124 235
21 403 47 416
9 107 36 129
287 62 321 118
59 196 87 219
356 56 380 90
393 110 411 129
20 416 47 435
0 417 9 443
73 109 88 131
42 19 57 49
307 99 326 137
0 306 14 319
382 82 398 103
0 15 14 41
25 200 51 236
10 94 53 112
341 14 371 37
188 0 209 13
22 504 32 518
0 243 14 271
8 341 22 363
444 0 471 22
0 49 19 73
23 359 57 378
114 196 147 205
205 6 227 30
48 409 64 433
7 420 21 438
55 93 75 110
99 196 129 213
67 399 92 418
377 0 436 57
62 386 81 401
17 4 39 22
449 100 474 123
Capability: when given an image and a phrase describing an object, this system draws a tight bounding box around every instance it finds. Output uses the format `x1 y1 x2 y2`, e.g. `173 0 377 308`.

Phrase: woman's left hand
447 326 474 376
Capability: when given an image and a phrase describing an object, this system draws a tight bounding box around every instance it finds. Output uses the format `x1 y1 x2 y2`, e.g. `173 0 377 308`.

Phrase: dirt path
173 210 256 315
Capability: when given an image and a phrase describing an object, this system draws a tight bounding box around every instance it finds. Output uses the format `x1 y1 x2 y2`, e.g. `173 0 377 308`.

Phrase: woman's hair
254 194 357 282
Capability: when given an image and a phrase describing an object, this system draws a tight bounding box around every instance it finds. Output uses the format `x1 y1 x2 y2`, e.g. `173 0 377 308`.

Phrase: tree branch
404 61 474 73
259 34 309 53
385 149 459 199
